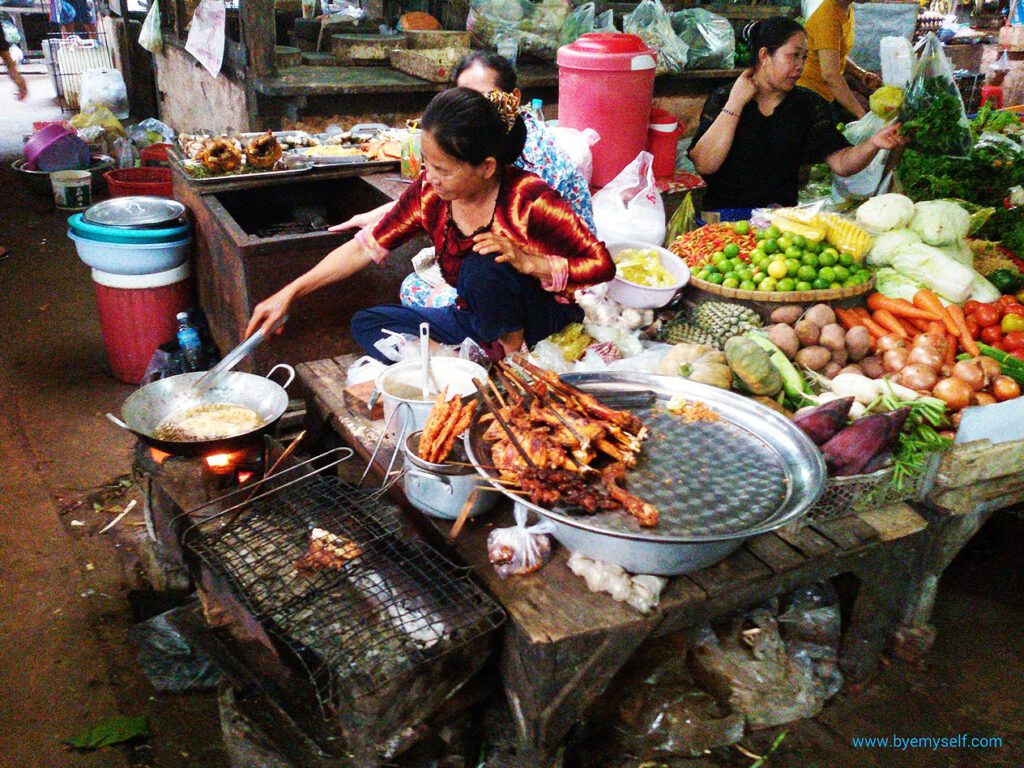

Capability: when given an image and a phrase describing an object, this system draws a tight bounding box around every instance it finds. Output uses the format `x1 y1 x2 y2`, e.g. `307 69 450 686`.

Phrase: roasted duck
197 137 243 173
244 131 283 169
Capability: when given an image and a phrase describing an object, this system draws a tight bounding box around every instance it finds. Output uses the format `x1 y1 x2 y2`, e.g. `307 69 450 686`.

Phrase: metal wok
107 364 295 456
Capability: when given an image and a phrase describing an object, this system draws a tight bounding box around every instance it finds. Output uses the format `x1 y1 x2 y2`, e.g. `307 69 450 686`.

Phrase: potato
804 304 836 328
767 323 800 360
794 345 831 372
794 319 821 347
838 364 865 377
770 305 804 326
823 361 843 379
859 355 884 379
819 323 846 352
845 326 871 362
830 346 848 367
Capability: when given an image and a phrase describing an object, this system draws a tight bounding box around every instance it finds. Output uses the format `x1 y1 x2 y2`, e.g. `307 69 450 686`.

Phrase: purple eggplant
793 397 855 445
822 407 910 476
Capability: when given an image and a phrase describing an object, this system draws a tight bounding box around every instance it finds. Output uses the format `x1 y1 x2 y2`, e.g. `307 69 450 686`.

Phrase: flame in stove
149 447 172 465
206 453 234 469
237 470 255 484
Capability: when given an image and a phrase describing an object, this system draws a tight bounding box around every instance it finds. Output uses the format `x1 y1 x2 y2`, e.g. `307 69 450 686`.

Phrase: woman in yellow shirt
796 0 883 120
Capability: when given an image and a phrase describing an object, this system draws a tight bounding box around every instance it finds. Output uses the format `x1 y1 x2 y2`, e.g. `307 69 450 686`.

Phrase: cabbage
855 193 915 233
874 267 926 301
969 271 1001 303
909 200 971 247
936 238 973 267
891 243 975 303
866 229 921 267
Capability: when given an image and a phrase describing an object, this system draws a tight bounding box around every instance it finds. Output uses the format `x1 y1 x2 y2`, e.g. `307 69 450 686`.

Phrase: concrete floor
0 73 1022 768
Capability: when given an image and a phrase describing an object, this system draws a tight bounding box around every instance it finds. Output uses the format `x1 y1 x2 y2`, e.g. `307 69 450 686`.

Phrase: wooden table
297 354 931 768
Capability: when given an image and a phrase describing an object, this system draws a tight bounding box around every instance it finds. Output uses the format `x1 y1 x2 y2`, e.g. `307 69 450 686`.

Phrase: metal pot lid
83 196 186 229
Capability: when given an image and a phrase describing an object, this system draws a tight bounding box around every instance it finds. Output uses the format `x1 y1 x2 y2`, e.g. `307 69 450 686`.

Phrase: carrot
907 316 933 333
873 309 911 338
835 307 862 331
913 289 958 336
867 293 943 322
946 303 981 357
943 332 956 371
927 321 947 336
850 307 872 322
860 316 889 339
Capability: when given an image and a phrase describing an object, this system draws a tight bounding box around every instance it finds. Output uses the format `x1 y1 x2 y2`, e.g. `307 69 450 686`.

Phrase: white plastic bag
833 112 891 200
548 126 599 184
487 504 555 578
80 68 129 120
346 355 386 386
592 152 666 246
138 0 163 54
880 36 914 88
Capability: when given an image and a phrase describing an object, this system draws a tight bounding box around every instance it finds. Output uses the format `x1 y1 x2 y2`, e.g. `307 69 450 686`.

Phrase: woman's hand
329 211 377 232
870 123 905 151
245 286 295 338
726 68 757 109
860 71 884 91
472 232 544 277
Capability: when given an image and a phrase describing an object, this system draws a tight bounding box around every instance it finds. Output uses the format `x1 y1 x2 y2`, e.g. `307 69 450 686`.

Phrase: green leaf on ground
63 715 149 750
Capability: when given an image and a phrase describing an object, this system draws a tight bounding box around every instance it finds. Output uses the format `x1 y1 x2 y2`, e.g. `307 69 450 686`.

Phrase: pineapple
661 322 718 347
824 214 873 260
692 301 763 347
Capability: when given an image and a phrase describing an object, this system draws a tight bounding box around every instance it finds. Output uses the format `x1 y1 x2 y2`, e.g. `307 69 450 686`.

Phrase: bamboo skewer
472 378 538 470
498 361 590 451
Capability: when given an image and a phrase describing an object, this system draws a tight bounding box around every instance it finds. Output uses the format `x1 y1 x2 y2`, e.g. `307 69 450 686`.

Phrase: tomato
1001 313 1024 334
965 314 981 338
962 300 982 316
980 324 1005 345
1016 289 1024 305
996 295 1020 310
973 304 1002 329
1002 331 1024 352
1010 350 1024 363
1001 304 1024 318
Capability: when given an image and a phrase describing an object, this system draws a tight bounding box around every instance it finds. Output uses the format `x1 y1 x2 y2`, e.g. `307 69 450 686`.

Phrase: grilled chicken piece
294 528 362 574
601 462 658 527
244 131 283 169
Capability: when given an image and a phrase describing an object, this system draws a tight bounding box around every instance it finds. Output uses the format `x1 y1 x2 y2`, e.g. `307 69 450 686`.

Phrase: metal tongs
190 315 288 395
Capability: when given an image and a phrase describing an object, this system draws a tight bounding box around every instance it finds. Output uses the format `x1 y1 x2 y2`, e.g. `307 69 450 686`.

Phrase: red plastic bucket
104 167 174 198
557 33 656 188
92 262 193 383
647 108 683 178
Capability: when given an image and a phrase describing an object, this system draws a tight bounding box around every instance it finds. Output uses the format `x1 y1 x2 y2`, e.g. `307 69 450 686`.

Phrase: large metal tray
170 148 313 185
465 372 826 545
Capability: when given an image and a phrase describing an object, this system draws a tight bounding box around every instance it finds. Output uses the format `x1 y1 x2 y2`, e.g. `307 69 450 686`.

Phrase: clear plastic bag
128 606 222 693
898 34 972 157
833 113 892 200
519 0 570 60
880 36 915 88
777 584 844 700
547 126 599 184
346 355 387 386
487 504 554 578
138 0 162 54
80 68 129 120
592 151 666 246
128 117 176 148
670 8 734 70
623 0 688 75
467 0 529 50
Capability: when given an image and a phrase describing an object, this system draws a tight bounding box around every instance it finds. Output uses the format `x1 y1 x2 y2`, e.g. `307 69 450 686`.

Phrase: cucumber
978 343 1024 385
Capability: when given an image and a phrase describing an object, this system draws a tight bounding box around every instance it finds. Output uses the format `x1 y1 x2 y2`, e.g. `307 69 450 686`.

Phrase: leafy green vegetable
980 207 1024 258
64 715 149 750
899 77 972 157
879 393 951 493
971 101 1022 138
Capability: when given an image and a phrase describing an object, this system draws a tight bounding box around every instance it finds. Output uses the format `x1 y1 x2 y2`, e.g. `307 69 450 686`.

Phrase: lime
801 253 819 269
854 269 872 282
777 236 793 252
767 260 789 279
752 271 766 284
785 258 801 277
843 277 859 288
811 278 829 290
806 241 823 254
722 277 740 289
740 280 757 291
737 268 753 282
833 265 851 282
797 265 817 282
818 266 837 283
838 252 854 267
755 230 766 241
785 245 803 259
830 281 842 289
730 258 746 273
763 239 779 255
696 269 711 280
792 235 808 249
706 263 721 274
818 251 837 268
723 243 741 258
749 248 766 262
723 271 739 283
733 221 750 235
711 251 728 265
708 272 724 285
777 278 796 292
822 247 840 260
758 277 778 292
765 225 782 240
796 280 813 292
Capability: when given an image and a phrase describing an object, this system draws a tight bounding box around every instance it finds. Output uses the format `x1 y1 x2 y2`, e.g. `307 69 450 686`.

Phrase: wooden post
241 0 276 78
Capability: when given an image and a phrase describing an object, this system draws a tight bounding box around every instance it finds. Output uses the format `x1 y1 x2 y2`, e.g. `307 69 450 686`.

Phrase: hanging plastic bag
519 0 570 60
593 8 616 33
623 0 688 75
467 0 529 50
138 0 163 54
560 1 595 45
547 126 598 184
70 104 126 137
80 68 129 119
670 8 734 70
879 36 914 88
833 112 893 200
898 33 972 158
592 151 667 246
487 504 555 578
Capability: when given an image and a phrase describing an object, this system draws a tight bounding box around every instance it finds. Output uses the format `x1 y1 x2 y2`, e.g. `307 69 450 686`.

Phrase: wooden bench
298 354 930 768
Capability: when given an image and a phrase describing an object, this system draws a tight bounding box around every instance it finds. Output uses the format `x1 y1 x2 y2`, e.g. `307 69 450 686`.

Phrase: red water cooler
556 33 657 188
647 108 684 178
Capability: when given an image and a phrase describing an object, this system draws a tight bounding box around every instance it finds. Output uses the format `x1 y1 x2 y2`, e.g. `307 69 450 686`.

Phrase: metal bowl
465 372 826 575
12 155 115 197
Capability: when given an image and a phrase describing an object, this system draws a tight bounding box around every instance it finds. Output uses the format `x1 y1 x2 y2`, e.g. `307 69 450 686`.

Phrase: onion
992 375 1022 402
876 334 907 353
897 363 938 392
973 392 997 406
882 348 910 374
975 356 1001 383
915 332 948 355
933 377 973 412
939 430 957 440
952 360 986 392
950 411 963 429
908 345 943 372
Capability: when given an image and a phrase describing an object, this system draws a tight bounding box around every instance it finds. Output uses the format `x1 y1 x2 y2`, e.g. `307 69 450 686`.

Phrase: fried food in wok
197 138 243 173
244 131 283 169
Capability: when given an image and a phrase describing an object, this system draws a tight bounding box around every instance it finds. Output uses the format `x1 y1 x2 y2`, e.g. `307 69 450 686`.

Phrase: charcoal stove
140 445 503 765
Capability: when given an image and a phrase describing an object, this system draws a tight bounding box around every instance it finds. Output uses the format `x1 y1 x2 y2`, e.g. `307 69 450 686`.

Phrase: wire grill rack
184 450 503 714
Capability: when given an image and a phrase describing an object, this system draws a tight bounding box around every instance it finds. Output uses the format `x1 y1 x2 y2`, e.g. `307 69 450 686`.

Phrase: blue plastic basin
68 213 190 244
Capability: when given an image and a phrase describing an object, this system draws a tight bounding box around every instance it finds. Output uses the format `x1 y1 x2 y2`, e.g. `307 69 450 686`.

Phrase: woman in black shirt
689 17 902 210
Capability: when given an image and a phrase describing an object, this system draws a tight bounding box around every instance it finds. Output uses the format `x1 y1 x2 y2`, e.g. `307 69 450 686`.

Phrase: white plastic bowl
69 229 192 275
605 240 690 309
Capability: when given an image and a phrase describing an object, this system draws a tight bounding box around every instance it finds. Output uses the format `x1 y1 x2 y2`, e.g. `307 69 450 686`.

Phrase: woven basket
804 465 927 525
689 275 874 303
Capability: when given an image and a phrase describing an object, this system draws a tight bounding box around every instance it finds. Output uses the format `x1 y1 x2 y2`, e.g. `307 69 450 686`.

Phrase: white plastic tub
605 240 690 309
69 230 191 275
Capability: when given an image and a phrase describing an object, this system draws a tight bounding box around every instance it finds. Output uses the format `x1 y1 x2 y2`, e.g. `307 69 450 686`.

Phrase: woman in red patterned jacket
246 87 614 362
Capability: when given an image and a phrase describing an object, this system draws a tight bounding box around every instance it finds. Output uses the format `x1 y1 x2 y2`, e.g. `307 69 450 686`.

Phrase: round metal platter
83 196 186 229
464 372 826 544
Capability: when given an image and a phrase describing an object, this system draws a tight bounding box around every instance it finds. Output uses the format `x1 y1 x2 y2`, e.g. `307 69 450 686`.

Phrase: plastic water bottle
176 312 203 372
529 98 545 124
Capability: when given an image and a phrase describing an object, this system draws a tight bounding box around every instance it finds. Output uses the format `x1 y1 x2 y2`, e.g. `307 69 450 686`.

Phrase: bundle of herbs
897 34 972 158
